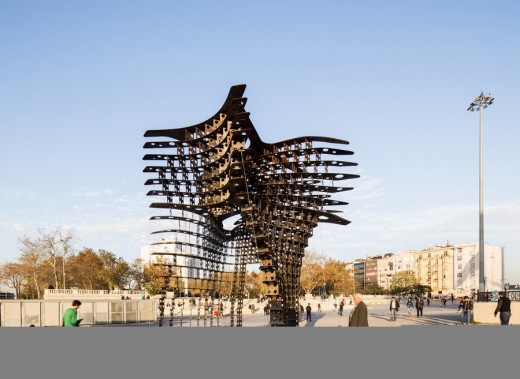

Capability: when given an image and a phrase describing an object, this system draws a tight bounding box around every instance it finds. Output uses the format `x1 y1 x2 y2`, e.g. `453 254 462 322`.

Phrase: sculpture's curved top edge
143 84 247 139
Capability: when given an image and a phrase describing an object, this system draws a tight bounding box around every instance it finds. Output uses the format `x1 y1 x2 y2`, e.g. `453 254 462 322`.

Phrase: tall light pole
60 238 67 290
467 92 494 293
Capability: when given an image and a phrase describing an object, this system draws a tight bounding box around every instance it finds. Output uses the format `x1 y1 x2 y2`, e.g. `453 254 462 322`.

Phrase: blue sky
1 1 519 284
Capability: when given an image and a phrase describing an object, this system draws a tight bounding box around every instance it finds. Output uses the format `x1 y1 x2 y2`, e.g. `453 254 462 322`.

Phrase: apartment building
377 253 395 290
364 256 382 288
415 245 455 295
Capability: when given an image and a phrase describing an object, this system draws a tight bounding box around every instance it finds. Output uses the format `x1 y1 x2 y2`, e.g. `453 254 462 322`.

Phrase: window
444 251 449 256
457 273 463 278
428 253 431 258
458 264 462 270
457 256 462 261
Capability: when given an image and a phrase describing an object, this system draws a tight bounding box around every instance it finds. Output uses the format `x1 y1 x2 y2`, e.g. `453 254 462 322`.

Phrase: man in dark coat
305 303 312 322
494 291 511 325
349 293 368 327
415 296 424 317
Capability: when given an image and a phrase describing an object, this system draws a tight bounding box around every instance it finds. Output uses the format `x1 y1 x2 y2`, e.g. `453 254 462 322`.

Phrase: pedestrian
62 300 82 328
415 296 424 317
317 303 322 312
442 298 447 306
451 294 455 303
300 304 304 321
458 295 473 325
389 296 400 321
349 293 369 327
426 297 430 306
306 303 312 322
494 291 511 325
338 301 344 316
333 302 337 312
406 297 413 317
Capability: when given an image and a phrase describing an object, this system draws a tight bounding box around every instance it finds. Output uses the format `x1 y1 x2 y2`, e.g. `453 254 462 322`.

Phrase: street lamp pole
468 92 494 293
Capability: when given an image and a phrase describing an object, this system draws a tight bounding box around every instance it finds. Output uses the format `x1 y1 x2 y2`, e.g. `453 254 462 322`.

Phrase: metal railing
476 290 520 302
44 289 146 296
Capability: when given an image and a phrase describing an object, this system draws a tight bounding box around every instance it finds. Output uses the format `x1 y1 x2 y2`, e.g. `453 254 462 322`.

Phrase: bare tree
18 236 46 298
39 228 75 290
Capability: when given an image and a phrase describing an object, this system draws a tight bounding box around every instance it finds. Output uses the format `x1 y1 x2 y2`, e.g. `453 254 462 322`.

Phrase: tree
0 263 25 298
245 271 264 298
37 228 75 290
18 236 47 298
129 258 146 290
98 250 132 290
67 248 105 290
299 250 326 294
323 259 353 296
390 270 419 294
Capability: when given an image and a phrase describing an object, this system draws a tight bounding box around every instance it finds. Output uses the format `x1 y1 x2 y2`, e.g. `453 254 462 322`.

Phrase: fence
0 300 157 327
476 290 520 302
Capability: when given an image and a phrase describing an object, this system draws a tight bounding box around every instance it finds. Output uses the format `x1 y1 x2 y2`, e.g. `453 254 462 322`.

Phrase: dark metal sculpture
143 85 358 326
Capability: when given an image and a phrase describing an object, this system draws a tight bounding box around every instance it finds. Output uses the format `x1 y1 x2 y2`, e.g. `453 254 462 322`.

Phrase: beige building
415 245 455 295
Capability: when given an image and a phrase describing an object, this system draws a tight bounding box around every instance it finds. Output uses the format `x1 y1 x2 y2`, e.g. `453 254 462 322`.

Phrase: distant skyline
1 1 519 284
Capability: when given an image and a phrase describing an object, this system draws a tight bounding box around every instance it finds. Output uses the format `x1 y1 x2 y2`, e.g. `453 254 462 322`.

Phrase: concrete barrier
0 300 157 327
473 302 519 325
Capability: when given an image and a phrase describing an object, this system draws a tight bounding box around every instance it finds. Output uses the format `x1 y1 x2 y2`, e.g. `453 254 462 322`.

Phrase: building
453 243 504 296
394 250 416 273
141 238 192 294
415 245 455 296
377 253 395 290
353 260 366 290
364 256 382 288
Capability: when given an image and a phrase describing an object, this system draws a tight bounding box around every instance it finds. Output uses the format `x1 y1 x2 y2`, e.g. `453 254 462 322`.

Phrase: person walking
62 300 82 327
494 291 512 325
406 297 413 317
333 302 337 313
338 301 344 316
389 296 399 321
458 295 473 325
306 303 312 322
415 296 424 317
349 293 368 327
426 297 430 306
317 303 322 312
300 304 304 321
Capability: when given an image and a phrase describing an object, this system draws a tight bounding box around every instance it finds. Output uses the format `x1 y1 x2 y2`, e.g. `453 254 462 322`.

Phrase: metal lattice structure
143 85 359 326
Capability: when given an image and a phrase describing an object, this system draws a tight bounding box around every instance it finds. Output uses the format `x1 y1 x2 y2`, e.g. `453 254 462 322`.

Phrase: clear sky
1 1 519 284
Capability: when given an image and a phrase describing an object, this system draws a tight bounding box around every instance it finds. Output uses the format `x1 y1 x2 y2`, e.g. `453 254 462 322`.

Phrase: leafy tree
390 270 419 294
0 262 25 298
67 248 105 290
300 250 326 294
98 250 132 290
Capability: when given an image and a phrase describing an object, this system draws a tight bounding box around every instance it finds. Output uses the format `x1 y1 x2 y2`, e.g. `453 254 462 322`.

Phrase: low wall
473 302 519 325
0 300 157 327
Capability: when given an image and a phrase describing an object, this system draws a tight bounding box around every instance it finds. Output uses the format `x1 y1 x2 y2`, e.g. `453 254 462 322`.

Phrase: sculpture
143 85 358 326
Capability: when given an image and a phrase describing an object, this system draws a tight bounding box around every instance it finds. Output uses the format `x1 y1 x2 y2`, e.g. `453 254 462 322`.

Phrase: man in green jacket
62 300 82 327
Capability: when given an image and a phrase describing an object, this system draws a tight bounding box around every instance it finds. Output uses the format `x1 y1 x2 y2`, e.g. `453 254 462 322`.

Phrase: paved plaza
95 297 467 327
240 298 465 327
